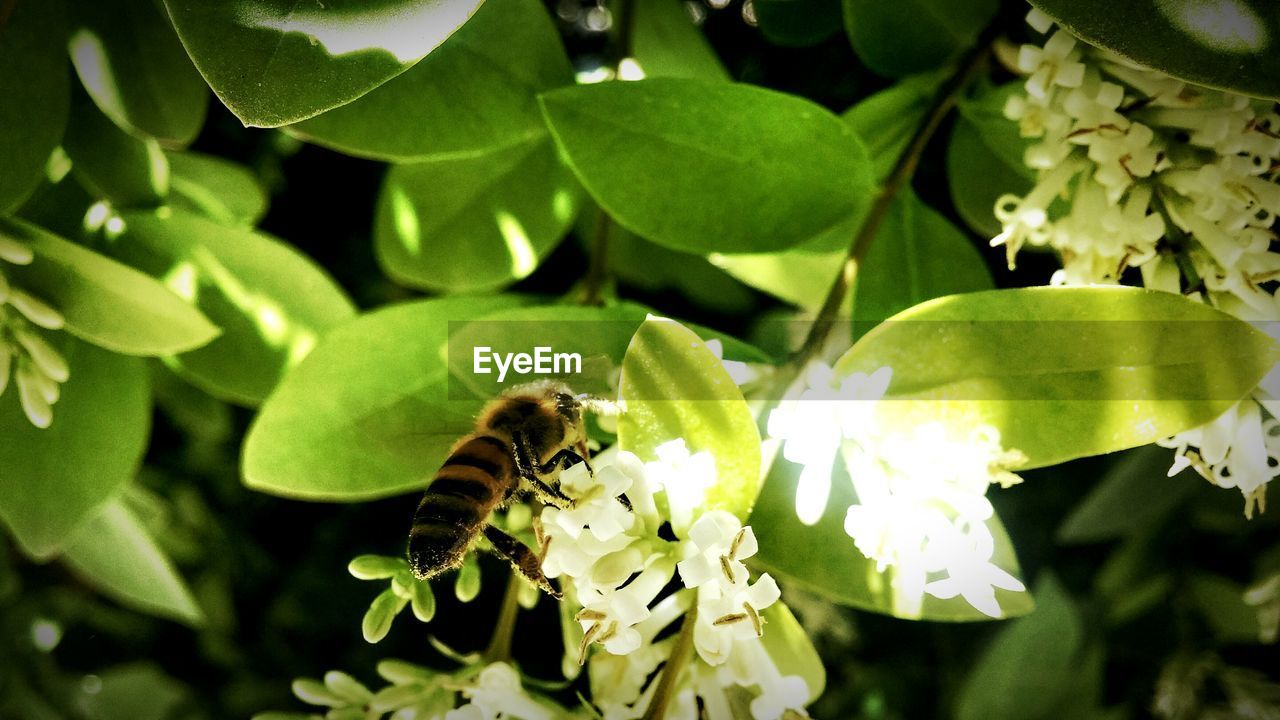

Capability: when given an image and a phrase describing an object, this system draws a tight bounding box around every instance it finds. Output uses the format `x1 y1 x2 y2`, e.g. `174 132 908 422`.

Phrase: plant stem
482 572 523 663
788 22 1003 371
581 210 613 306
640 604 698 720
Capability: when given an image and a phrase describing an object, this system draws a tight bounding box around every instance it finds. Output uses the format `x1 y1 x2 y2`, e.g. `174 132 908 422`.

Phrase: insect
407 380 603 599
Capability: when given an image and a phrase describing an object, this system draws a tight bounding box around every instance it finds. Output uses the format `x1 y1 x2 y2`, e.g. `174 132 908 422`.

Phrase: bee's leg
536 448 589 475
483 525 562 599
512 431 573 509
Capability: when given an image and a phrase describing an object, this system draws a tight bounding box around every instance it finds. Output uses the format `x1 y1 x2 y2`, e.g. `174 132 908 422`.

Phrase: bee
407 380 603 599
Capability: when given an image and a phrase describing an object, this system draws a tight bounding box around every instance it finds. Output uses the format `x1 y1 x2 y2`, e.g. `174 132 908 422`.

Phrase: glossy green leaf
632 0 728 80
760 603 825 702
111 210 355 406
68 0 208 144
162 0 487 127
709 243 846 312
1030 0 1280 100
62 91 169 207
607 229 756 315
617 317 762 522
955 573 1082 720
243 296 532 501
540 78 874 253
0 338 150 559
373 135 581 292
1 216 219 356
0 0 69 212
60 497 204 626
754 0 844 48
947 118 1033 239
750 452 1032 620
842 0 998 77
835 287 1280 468
1056 445 1198 544
956 83 1037 183
852 191 994 337
289 0 571 161
843 72 942 181
166 151 268 226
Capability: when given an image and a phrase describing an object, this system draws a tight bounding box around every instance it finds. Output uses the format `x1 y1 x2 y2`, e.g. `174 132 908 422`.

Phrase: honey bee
407 380 604 599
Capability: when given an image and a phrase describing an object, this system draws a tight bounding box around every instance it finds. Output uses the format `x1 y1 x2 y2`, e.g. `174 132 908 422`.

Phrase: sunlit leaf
289 0 571 162
617 317 762 522
166 151 268 226
750 453 1032 620
955 573 1082 720
1 216 219 356
162 0 487 127
842 0 998 77
1056 445 1199 544
759 603 825 702
373 135 581 292
754 0 844 48
112 210 356 406
1030 0 1280 100
540 78 874 253
68 0 208 145
632 0 729 80
243 296 533 501
60 498 204 626
0 338 149 559
852 191 994 338
62 91 169 207
709 243 846 312
0 0 69 212
835 287 1280 468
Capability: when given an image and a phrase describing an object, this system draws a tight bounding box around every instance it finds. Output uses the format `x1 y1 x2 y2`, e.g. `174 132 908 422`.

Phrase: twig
789 21 1004 370
482 572 523 663
639 604 698 720
581 210 613 306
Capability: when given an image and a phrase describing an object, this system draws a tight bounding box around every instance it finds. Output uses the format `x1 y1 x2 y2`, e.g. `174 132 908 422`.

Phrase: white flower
644 439 718 537
446 663 551 720
0 235 68 429
1159 398 1280 517
692 573 780 667
921 520 1027 619
767 363 892 525
676 511 758 591
576 558 676 659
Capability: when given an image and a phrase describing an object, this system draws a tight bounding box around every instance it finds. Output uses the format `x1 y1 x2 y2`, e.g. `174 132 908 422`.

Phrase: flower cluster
539 443 811 720
768 365 1029 618
0 233 67 429
998 7 1280 514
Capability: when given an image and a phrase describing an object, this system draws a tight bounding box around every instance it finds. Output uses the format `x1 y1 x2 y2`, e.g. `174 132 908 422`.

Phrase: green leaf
1056 445 1198 544
835 287 1280 468
1030 0 1280 100
161 0 487 127
955 573 1083 720
947 118 1033 239
348 555 406 580
749 453 1032 620
709 244 846 312
68 0 208 145
0 0 69 212
1 216 220 356
112 209 356 406
754 0 844 48
632 0 728 80
759 603 825 702
60 497 204 626
852 191 994 337
843 72 942 182
73 663 191 720
540 78 874 253
607 229 756 316
1187 574 1263 644
363 587 408 643
956 83 1037 183
0 338 150 559
842 0 998 77
62 91 169 207
165 151 268 226
373 135 581 292
288 0 571 162
243 295 532 501
617 317 762 523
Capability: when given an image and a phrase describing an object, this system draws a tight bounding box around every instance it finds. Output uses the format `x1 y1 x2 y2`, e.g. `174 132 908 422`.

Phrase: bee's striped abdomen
407 435 514 580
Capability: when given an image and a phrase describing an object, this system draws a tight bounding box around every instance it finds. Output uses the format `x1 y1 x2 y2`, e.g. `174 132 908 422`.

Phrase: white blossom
444 663 552 720
0 235 67 429
999 8 1280 512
